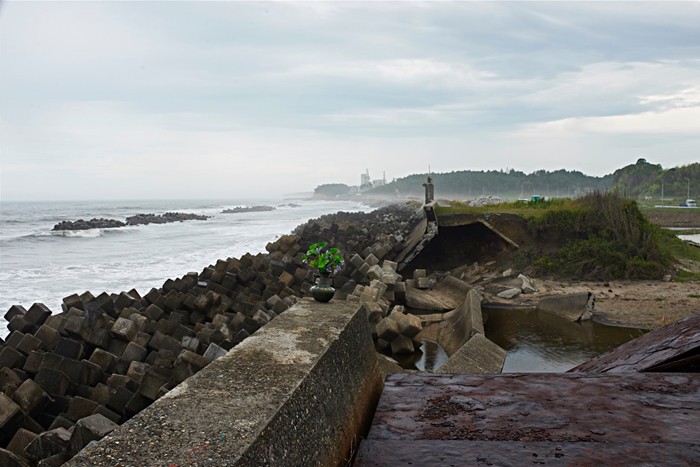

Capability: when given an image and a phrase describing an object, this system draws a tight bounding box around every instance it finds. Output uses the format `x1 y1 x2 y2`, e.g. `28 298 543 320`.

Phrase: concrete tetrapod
65 299 383 467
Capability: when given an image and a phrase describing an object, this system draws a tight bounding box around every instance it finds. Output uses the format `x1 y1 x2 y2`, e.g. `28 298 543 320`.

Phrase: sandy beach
512 278 700 329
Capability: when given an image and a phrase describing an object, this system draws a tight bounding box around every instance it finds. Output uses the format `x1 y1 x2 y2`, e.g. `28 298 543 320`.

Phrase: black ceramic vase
310 273 335 302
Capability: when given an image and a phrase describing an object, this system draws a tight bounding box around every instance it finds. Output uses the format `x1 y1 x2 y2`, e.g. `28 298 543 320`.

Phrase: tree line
313 160 700 201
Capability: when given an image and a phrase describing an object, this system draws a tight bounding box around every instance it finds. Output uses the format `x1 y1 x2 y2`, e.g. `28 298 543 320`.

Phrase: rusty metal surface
354 440 700 466
571 311 700 373
366 373 699 443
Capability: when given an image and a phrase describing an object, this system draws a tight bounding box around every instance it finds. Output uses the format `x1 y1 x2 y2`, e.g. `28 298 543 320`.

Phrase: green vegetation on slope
435 196 571 218
438 192 697 281
529 192 672 279
659 227 700 282
608 159 699 200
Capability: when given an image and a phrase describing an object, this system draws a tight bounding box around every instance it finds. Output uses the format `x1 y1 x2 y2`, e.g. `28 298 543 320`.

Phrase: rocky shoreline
3 200 698 465
0 203 420 466
52 212 209 231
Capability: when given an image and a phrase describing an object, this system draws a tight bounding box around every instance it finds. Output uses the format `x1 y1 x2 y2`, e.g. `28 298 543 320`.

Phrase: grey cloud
1 1 699 200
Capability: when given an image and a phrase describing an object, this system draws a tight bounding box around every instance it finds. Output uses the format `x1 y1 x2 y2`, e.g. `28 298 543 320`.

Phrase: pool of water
391 340 449 372
483 308 646 372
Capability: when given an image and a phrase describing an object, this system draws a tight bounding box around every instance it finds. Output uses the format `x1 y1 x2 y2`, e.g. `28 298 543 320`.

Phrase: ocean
0 198 371 338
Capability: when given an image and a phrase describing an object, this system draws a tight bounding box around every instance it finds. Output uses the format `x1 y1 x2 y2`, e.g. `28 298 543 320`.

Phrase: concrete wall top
66 299 383 467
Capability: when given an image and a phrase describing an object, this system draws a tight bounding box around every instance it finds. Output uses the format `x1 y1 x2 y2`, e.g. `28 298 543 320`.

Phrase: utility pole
661 179 664 206
687 177 691 199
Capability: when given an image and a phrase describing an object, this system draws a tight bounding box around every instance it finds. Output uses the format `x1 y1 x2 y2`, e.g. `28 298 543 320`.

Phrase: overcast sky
1 1 699 201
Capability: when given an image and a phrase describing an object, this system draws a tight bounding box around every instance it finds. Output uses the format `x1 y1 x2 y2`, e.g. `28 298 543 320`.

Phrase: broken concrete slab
405 275 472 312
518 274 537 294
434 333 506 374
431 289 485 357
539 293 594 321
497 288 521 299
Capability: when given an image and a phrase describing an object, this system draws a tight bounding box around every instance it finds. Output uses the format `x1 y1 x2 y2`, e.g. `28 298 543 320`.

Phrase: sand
513 278 700 330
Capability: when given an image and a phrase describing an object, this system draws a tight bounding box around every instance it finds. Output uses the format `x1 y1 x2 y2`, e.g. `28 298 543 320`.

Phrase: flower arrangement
302 241 345 275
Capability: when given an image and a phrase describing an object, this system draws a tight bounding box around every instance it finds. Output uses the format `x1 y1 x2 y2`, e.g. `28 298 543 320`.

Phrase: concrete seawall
1 204 419 466
66 299 383 466
436 287 484 356
434 289 506 374
414 285 506 374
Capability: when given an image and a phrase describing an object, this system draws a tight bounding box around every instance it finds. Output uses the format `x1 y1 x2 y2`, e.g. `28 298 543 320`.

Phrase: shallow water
483 308 646 372
391 340 449 372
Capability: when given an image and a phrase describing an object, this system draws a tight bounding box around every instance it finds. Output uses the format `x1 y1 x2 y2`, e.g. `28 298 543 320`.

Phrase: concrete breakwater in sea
0 203 419 466
52 212 210 231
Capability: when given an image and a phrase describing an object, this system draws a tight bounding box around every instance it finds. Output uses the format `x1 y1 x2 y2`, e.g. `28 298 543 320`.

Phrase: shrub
529 192 673 280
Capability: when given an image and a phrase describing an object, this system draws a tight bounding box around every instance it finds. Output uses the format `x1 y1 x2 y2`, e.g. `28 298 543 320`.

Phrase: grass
674 270 700 282
659 229 700 263
527 193 675 280
435 197 574 219
436 192 699 282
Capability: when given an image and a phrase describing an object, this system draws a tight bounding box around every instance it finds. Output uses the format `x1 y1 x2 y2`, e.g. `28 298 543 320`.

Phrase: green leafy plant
302 242 345 275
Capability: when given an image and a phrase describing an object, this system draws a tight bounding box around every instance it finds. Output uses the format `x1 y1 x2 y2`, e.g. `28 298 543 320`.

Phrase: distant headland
221 205 276 214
